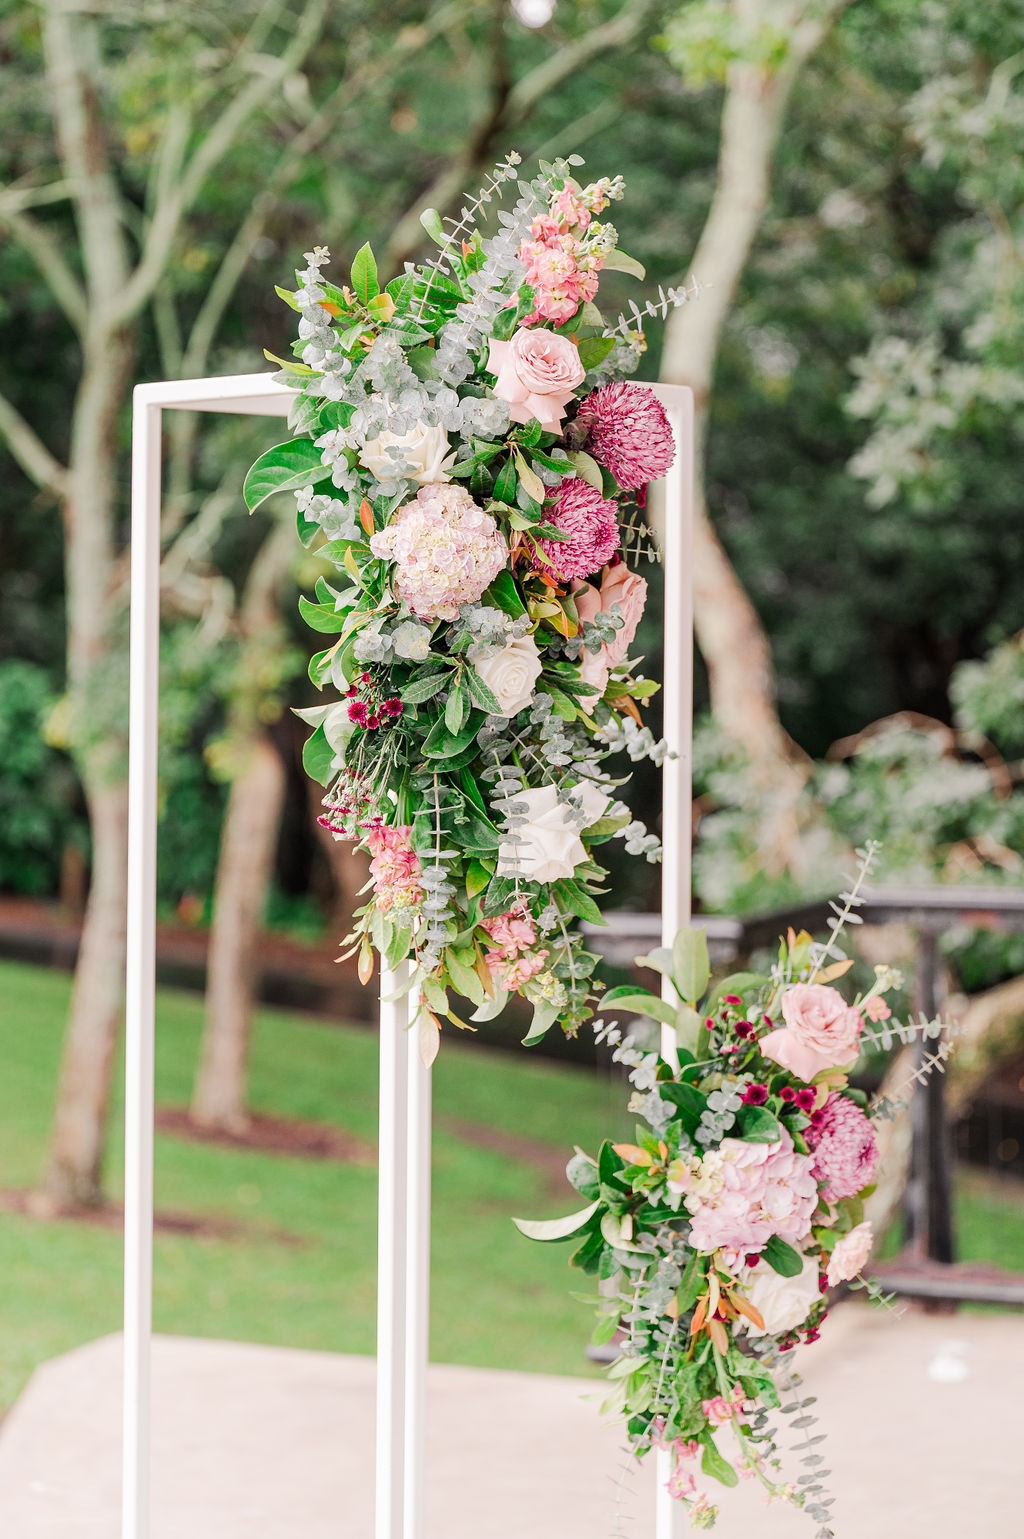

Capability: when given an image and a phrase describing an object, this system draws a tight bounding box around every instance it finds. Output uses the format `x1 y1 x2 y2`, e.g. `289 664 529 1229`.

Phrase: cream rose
760 982 864 1083
573 564 649 697
469 633 542 717
487 328 585 432
735 1255 819 1338
827 1221 873 1287
496 781 607 883
359 420 455 486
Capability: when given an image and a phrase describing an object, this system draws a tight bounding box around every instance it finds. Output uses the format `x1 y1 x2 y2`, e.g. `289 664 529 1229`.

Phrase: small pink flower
486 328 584 432
533 479 619 585
666 1464 696 1500
760 983 864 1083
366 825 422 913
481 902 538 957
827 1220 873 1286
552 184 591 230
490 949 548 990
701 1396 733 1428
864 995 891 1021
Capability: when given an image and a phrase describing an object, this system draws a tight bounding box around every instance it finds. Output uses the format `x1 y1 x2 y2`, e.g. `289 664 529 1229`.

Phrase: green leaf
763 1235 805 1278
465 859 492 899
419 208 445 244
493 458 518 504
512 1200 601 1243
601 248 646 280
704 971 770 1011
700 1437 739 1489
577 335 616 370
600 986 678 1027
244 437 326 513
735 1105 783 1143
521 999 560 1046
673 926 711 1005
483 570 527 617
553 878 605 926
422 713 479 759
658 1081 705 1125
301 723 334 786
597 1140 624 1186
464 666 502 715
634 946 675 977
274 284 301 312
400 671 450 705
445 682 468 735
298 595 348 634
566 1151 600 1200
350 242 379 303
566 449 604 491
445 949 486 1006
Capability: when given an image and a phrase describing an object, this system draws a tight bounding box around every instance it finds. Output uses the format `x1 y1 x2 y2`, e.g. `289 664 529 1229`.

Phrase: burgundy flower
795 1088 817 1113
780 1086 797 1103
347 699 369 725
534 478 619 583
575 382 675 490
741 1083 768 1106
382 697 404 717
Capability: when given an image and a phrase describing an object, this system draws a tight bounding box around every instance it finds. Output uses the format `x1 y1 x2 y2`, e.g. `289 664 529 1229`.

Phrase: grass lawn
0 958 633 1414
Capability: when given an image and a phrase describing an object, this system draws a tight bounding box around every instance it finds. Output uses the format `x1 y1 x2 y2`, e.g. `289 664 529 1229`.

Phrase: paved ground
0 1305 1019 1537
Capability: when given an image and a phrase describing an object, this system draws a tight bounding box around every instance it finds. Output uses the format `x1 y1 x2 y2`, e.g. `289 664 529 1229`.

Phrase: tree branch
0 206 88 335
110 0 328 326
0 386 69 496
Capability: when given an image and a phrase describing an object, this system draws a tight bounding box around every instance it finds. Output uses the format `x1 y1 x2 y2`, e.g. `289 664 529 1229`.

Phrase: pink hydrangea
370 483 507 621
679 1128 818 1257
366 825 422 913
806 1092 878 1201
534 478 620 584
575 382 676 490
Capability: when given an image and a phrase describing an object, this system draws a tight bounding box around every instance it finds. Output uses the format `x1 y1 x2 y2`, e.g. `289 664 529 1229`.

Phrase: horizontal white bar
133 372 295 415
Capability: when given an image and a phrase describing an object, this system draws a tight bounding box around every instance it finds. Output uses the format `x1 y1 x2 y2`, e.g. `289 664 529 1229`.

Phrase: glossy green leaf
244 437 326 513
763 1235 805 1277
350 242 379 303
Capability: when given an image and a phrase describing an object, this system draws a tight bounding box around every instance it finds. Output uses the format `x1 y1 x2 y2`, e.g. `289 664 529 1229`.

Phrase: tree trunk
38 328 135 1210
191 731 286 1132
660 2 842 871
39 774 128 1209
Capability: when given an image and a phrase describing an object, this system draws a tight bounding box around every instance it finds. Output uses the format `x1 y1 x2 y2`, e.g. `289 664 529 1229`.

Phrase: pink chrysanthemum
805 1092 878 1201
534 477 619 583
575 382 676 490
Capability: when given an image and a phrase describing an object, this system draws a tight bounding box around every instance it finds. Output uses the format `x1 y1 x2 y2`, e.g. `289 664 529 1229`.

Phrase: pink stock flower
684 1128 818 1257
491 950 549 990
575 382 676 490
366 825 422 913
573 564 648 696
369 483 506 622
701 1396 733 1428
667 1465 697 1501
533 478 620 584
481 902 537 957
760 983 864 1083
487 328 584 432
826 1220 873 1286
552 184 592 230
864 995 891 1021
806 1092 879 1201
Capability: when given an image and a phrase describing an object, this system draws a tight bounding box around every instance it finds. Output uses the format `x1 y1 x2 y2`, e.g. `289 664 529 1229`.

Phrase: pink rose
487 328 585 432
760 983 864 1083
826 1220 873 1287
701 1397 733 1428
573 564 648 697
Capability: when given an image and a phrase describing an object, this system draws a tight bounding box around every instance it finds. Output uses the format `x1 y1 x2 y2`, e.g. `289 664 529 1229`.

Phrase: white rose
469 634 542 717
359 420 455 486
735 1255 819 1338
496 782 607 883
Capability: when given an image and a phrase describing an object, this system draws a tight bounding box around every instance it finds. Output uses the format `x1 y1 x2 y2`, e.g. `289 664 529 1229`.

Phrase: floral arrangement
517 846 956 1534
245 154 695 1050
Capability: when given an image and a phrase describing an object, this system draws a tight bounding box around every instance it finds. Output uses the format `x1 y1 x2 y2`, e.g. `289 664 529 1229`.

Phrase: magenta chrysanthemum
575 381 676 490
370 483 507 621
806 1092 878 1201
534 477 619 583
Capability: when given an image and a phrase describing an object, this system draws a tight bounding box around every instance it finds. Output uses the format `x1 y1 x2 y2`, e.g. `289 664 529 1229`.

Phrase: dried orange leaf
359 499 375 536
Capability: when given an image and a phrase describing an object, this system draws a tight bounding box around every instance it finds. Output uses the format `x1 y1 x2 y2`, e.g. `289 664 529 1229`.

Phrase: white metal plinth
124 372 693 1539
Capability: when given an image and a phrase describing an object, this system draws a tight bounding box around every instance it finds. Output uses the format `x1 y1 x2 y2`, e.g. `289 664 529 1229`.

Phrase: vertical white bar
403 989 430 1539
123 393 161 1539
377 964 410 1539
652 385 695 1539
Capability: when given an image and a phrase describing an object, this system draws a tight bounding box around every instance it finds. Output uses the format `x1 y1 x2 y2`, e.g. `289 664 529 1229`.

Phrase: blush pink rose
487 328 585 432
826 1220 873 1287
760 983 864 1083
573 564 648 696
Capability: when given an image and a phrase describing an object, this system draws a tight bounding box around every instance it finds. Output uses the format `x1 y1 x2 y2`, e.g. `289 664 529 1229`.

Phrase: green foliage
0 662 83 895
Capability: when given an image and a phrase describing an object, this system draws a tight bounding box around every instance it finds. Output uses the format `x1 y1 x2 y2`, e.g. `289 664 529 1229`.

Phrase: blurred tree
0 0 663 1199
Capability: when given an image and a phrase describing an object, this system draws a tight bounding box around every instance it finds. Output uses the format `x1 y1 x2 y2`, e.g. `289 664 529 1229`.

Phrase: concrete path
0 1306 1019 1537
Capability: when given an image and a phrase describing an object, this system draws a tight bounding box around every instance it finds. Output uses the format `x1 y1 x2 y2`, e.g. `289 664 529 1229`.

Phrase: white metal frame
124 372 693 1539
